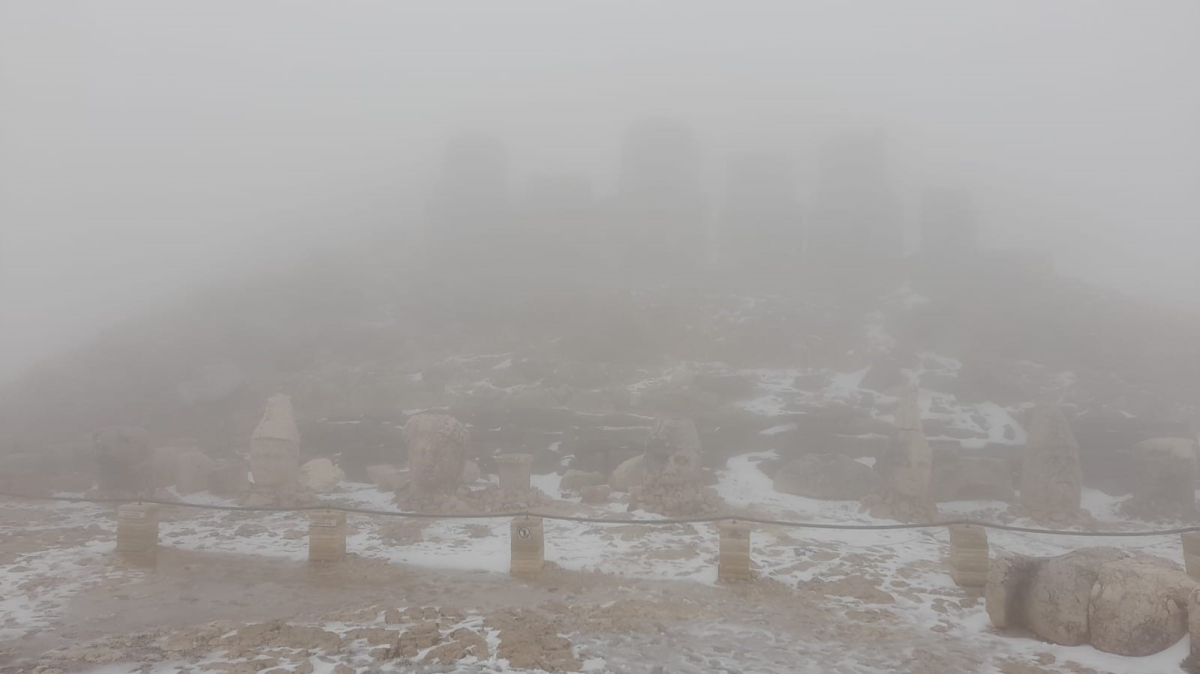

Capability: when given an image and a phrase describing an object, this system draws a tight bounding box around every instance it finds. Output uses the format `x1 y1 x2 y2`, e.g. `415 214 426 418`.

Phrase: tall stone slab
863 391 936 522
250 395 301 492
1020 402 1082 521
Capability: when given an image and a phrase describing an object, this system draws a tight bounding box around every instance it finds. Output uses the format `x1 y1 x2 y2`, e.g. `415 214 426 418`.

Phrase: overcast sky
2 1 1198 381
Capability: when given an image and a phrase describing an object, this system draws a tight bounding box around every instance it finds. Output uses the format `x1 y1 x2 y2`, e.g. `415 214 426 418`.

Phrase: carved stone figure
862 392 936 522
249 394 301 491
1019 402 1082 521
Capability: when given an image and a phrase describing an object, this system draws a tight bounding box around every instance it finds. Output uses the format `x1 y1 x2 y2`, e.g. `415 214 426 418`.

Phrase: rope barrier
3 490 1196 537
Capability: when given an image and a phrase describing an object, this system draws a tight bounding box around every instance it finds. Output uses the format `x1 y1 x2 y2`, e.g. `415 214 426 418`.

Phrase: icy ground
1 453 1193 674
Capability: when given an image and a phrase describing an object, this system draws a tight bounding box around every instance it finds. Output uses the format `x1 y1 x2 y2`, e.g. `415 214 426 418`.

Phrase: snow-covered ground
1 453 1193 673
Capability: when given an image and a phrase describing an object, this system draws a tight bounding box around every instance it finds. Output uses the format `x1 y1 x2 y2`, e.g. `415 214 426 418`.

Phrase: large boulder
1119 437 1199 521
1088 556 1192 656
610 454 645 492
299 458 344 494
986 547 1194 656
772 454 881 500
403 414 468 496
92 426 152 493
560 469 606 492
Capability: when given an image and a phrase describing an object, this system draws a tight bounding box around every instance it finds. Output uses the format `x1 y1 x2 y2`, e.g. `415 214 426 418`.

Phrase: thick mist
2 0 1198 381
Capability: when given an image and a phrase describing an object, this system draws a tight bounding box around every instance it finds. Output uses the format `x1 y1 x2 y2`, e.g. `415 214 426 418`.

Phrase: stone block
948 524 989 590
116 503 159 567
718 520 752 582
496 453 533 492
1182 532 1200 581
308 509 347 563
510 516 544 578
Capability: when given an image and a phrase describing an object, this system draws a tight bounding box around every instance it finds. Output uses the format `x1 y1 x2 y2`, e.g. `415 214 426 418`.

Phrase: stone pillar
116 503 159 567
510 516 544 578
308 509 347 563
948 524 989 591
1189 588 1200 666
718 521 752 582
1182 532 1200 581
496 454 533 492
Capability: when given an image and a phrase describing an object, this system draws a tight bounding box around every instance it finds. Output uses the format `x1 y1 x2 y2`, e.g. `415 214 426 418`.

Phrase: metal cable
2 491 1195 537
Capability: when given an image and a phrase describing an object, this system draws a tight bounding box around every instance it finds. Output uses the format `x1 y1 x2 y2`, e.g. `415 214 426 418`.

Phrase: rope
2 490 1195 537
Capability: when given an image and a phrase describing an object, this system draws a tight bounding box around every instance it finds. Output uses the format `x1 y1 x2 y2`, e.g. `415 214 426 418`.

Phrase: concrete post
1183 532 1200 581
496 454 533 491
718 520 752 582
308 509 347 563
948 524 989 591
116 503 159 567
510 516 544 578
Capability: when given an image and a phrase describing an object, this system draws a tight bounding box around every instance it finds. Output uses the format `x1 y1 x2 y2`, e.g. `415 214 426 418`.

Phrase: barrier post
1183 532 1200 581
116 503 159 567
308 509 347 563
949 524 989 592
510 516 544 578
496 454 533 491
718 520 752 582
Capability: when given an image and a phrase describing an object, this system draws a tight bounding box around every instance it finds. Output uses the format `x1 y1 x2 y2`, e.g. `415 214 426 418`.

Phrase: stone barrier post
308 509 347 563
1182 532 1200 581
948 524 989 591
510 516 544 578
718 520 752 582
116 503 159 567
497 454 533 491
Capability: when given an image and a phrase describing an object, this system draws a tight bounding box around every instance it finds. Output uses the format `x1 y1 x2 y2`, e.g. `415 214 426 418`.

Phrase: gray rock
772 454 881 501
560 470 606 491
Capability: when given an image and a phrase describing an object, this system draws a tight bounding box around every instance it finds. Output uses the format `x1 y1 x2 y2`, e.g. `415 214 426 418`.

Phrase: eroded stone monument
629 417 721 516
862 392 936 522
248 395 302 504
1019 402 1083 523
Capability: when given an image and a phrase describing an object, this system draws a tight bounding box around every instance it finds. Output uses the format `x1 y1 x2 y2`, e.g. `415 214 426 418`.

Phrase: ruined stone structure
1119 438 1199 521
807 132 902 284
947 524 989 591
510 516 544 578
919 188 978 261
717 520 752 582
1019 402 1083 522
307 509 347 563
862 392 936 522
93 426 152 495
116 503 159 567
987 548 1195 657
424 134 510 275
721 154 803 276
629 417 721 516
403 414 468 497
613 118 707 276
249 395 301 495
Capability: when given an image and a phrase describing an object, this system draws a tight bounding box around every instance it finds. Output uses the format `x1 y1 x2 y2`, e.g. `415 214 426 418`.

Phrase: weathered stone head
403 413 468 495
1020 402 1082 517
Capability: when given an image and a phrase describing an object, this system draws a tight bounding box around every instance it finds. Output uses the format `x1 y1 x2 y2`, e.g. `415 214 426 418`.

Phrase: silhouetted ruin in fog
613 118 708 276
807 132 902 277
424 134 510 272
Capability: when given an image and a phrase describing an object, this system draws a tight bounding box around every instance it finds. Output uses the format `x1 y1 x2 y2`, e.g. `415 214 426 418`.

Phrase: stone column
1183 532 1200 581
718 520 752 582
510 516 544 578
948 524 989 591
497 454 533 492
116 503 159 567
1189 588 1200 666
308 509 347 563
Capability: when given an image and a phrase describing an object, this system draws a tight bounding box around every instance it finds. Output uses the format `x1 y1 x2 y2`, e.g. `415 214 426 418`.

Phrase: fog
2 0 1199 382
